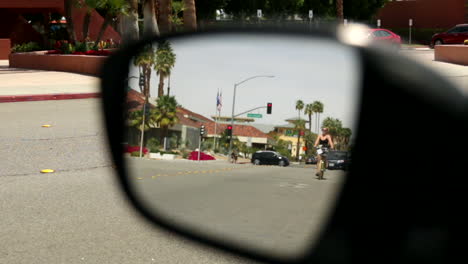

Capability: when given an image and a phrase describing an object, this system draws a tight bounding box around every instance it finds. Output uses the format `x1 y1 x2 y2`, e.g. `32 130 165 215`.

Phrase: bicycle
315 145 329 180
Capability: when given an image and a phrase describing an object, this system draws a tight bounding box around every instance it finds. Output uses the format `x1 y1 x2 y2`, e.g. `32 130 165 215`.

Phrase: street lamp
228 75 275 160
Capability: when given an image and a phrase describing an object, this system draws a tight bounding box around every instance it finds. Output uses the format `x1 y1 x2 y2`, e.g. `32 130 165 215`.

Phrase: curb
0 93 101 103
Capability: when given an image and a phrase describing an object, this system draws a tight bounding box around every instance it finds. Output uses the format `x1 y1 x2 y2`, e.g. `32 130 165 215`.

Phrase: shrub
130 151 141 157
11 42 42 53
147 137 160 153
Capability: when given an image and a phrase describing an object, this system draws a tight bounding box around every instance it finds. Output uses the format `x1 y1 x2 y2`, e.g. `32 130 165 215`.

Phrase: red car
431 24 468 48
368 28 402 49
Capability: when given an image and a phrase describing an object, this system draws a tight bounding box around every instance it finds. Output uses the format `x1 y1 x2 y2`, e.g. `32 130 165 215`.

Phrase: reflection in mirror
124 33 360 258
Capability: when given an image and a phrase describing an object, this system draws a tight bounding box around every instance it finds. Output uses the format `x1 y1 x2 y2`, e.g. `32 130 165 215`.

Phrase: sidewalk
0 60 100 103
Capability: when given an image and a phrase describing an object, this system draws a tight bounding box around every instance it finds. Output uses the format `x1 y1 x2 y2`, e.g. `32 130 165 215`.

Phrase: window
448 27 464 33
380 31 392 37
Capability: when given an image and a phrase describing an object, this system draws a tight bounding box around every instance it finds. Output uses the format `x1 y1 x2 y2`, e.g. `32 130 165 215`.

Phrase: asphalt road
0 99 261 264
127 159 344 259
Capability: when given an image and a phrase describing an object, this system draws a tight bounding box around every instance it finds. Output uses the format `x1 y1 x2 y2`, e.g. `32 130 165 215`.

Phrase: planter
434 45 468 66
161 154 176 160
9 51 108 76
149 153 176 160
149 152 162 159
0 39 11 60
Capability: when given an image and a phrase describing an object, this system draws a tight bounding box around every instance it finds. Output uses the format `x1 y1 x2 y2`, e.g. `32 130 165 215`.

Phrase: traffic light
200 125 205 136
226 125 233 137
139 74 145 87
267 102 272 114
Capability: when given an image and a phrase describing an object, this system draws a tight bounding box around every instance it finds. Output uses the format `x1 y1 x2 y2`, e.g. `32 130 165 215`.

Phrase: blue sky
128 33 361 132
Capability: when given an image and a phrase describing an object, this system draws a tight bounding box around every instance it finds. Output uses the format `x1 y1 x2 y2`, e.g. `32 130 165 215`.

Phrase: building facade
376 0 467 29
0 0 120 58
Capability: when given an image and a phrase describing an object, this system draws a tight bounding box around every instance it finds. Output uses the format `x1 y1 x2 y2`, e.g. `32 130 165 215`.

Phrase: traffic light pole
228 83 237 162
228 75 274 161
233 106 267 118
197 135 201 162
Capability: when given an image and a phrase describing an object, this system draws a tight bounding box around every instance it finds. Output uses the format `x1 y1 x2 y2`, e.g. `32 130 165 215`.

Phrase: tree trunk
64 0 77 43
296 133 301 161
167 74 171 96
42 13 51 49
158 0 172 34
158 73 165 97
144 65 152 98
183 0 197 31
143 0 160 38
336 0 344 22
94 13 112 46
308 114 312 132
120 0 139 48
82 11 91 41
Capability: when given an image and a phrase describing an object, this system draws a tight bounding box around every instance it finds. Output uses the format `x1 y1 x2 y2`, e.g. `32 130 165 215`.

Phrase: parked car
368 28 402 50
305 156 317 164
431 24 468 48
326 151 350 171
251 151 289 167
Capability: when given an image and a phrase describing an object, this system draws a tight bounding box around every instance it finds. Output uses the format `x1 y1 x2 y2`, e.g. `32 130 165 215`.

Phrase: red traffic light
227 125 232 130
267 102 272 114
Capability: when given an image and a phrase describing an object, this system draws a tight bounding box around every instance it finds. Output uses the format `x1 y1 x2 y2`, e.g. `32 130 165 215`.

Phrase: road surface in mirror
124 33 360 258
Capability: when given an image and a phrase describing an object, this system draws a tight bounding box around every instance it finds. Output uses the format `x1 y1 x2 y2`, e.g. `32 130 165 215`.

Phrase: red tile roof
204 123 270 138
125 90 268 138
126 89 147 112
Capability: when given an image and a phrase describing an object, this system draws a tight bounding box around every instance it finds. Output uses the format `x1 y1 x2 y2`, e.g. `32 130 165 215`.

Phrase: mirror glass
124 33 360 258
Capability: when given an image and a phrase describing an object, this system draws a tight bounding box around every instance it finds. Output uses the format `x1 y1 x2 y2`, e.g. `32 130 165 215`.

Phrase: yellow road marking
40 169 54 173
41 124 52 128
136 177 143 180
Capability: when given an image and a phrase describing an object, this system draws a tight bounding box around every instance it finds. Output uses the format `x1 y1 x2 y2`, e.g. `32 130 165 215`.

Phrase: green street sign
247 113 262 118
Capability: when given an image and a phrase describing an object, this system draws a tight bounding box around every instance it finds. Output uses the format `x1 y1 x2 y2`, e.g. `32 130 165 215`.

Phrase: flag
216 91 222 111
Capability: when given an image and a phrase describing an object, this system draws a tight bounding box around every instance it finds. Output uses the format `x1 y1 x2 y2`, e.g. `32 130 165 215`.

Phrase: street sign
247 113 262 118
309 10 313 19
409 19 413 26
377 19 381 28
257 9 262 18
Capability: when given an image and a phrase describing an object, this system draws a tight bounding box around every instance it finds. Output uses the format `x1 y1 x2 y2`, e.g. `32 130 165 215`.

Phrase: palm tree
336 0 344 22
119 0 139 47
133 44 156 97
152 95 179 145
64 0 77 43
94 0 129 46
312 101 324 134
322 117 343 147
293 119 306 161
143 0 160 37
158 0 172 34
128 107 157 144
304 103 314 132
183 0 197 31
295 100 304 119
78 0 105 42
155 40 176 97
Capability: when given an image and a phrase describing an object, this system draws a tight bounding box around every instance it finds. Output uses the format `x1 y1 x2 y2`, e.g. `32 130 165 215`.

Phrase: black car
251 151 289 167
326 151 350 170
305 156 317 164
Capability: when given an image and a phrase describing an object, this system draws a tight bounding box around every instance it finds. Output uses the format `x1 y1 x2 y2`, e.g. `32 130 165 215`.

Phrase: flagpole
214 90 219 152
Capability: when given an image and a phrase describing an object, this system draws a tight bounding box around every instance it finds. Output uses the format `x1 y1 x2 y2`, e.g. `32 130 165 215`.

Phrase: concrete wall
9 51 107 76
0 39 10 59
377 0 466 29
434 45 468 66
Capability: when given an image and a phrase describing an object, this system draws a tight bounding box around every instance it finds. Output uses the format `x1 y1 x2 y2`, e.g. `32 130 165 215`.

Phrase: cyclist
314 127 334 176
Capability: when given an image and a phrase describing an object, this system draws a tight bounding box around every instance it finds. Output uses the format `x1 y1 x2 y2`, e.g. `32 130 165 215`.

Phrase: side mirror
100 26 468 264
